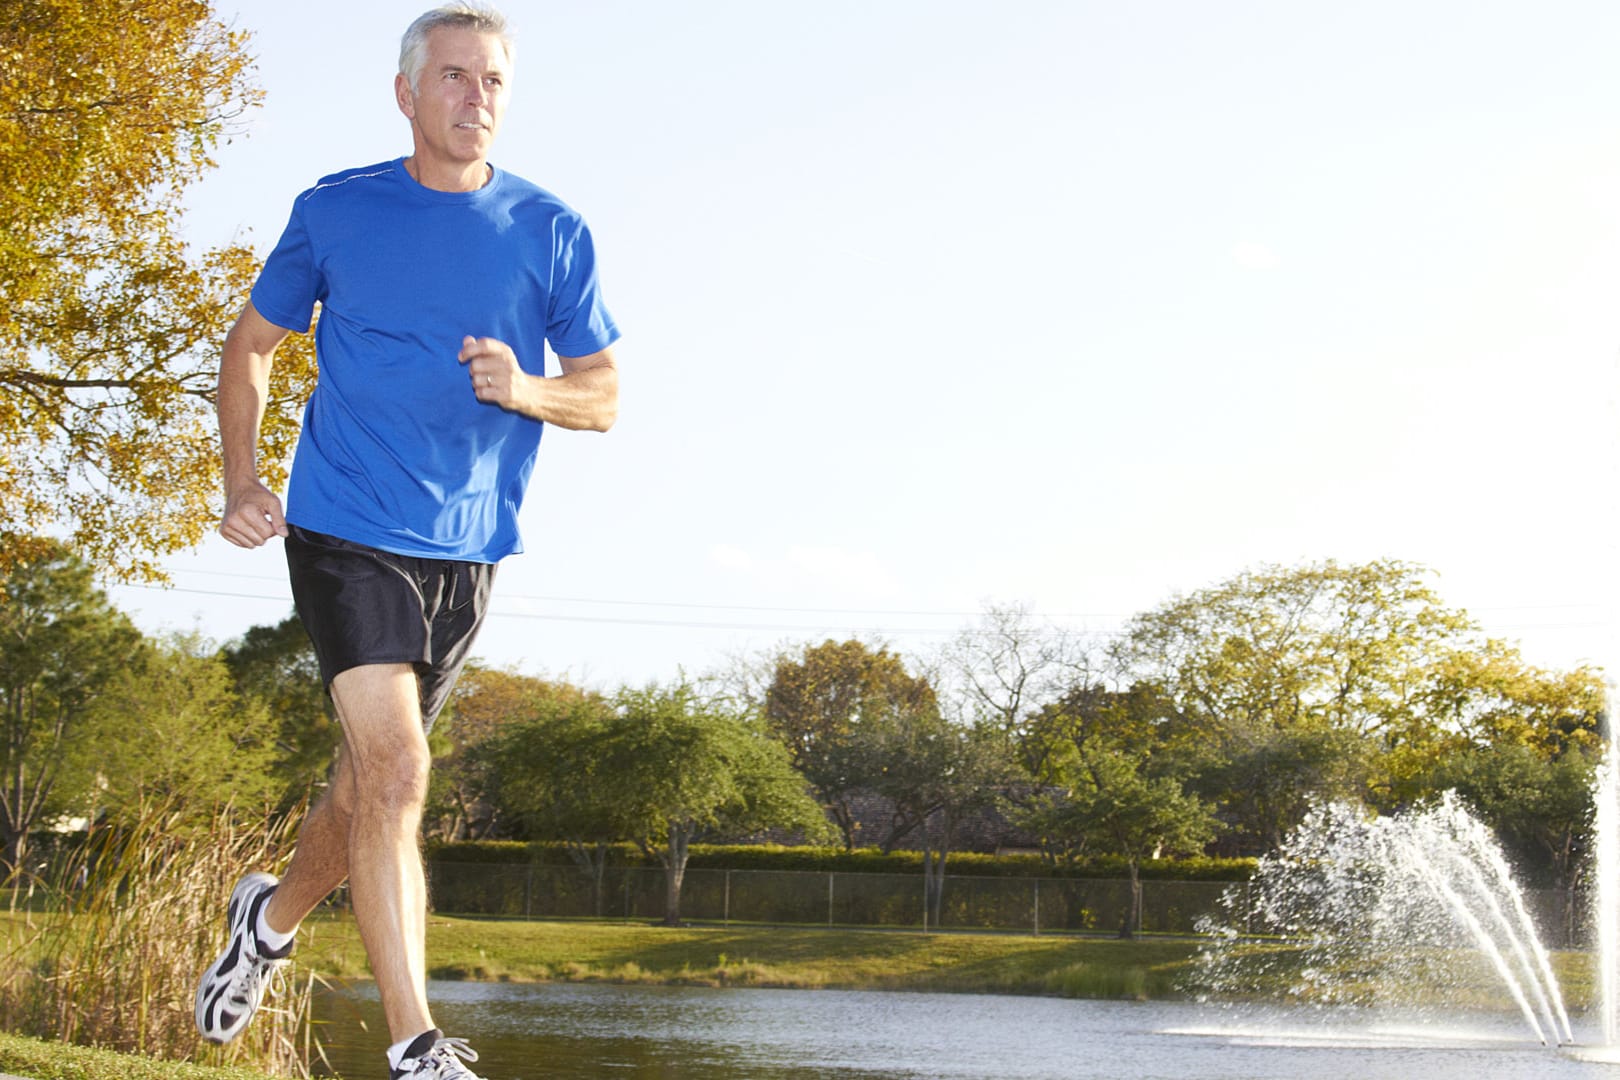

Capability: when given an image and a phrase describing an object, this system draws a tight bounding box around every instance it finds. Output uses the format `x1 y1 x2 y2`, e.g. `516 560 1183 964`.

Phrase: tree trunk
1119 859 1141 939
830 800 857 850
566 841 612 917
923 812 951 929
662 826 690 927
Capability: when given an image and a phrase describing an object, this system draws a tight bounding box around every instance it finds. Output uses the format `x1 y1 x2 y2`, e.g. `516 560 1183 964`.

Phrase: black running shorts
284 525 495 731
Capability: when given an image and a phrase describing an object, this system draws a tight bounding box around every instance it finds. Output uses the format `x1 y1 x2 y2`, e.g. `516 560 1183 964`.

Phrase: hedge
424 840 1256 882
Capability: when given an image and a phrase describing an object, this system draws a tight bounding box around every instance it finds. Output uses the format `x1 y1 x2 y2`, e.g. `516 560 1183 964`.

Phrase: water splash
1595 723 1620 1044
1195 794 1572 1045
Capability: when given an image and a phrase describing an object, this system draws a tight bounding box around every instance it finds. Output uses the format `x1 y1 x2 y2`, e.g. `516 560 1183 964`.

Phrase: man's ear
394 72 416 120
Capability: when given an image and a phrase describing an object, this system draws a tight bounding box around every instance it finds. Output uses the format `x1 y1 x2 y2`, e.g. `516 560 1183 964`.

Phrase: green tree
0 539 141 873
1023 683 1217 937
89 632 280 815
763 639 937 849
0 0 315 580
222 613 338 799
1431 741 1598 893
481 689 619 913
429 667 594 841
1114 559 1477 852
863 710 1018 929
1397 642 1605 892
611 683 832 926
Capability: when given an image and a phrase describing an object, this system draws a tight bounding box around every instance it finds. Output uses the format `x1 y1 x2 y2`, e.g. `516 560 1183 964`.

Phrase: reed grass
0 800 324 1077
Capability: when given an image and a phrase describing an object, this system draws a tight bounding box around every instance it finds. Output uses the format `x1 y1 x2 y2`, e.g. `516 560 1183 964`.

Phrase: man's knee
350 738 432 816
331 664 433 814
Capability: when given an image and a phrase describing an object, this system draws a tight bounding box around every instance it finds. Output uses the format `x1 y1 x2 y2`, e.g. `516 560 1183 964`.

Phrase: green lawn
298 912 1207 999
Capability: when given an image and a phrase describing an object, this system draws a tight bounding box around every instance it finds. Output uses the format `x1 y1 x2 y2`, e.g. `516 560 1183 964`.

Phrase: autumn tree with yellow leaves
0 0 314 580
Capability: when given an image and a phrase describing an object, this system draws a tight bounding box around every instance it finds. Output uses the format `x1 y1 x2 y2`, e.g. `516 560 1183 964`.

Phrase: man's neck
403 155 491 193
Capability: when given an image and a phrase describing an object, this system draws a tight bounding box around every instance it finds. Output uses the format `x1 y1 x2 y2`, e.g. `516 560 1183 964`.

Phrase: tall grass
1 800 325 1077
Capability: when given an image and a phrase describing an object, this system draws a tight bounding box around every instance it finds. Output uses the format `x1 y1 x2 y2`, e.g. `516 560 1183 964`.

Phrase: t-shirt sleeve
251 201 323 334
546 218 621 357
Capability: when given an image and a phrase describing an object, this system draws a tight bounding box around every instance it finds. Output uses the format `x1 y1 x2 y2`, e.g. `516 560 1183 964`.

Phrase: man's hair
399 3 514 92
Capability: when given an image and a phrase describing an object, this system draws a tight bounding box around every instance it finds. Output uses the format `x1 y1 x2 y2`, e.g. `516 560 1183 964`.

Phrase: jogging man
194 5 619 1077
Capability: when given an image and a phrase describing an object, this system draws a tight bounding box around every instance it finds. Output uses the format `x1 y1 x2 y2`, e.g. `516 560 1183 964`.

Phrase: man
194 5 619 1078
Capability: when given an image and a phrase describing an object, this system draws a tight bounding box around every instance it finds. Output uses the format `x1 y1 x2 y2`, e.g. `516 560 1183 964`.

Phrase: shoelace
404 1036 480 1076
223 947 284 1012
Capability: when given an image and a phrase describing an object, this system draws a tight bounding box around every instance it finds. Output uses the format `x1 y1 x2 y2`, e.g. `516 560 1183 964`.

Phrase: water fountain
1595 726 1620 1045
1194 792 1576 1046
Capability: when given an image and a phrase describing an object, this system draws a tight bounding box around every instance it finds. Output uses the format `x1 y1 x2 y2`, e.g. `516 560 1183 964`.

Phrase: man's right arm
218 302 295 548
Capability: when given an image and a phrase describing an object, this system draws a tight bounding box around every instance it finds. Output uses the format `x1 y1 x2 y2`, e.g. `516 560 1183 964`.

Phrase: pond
312 980 1620 1079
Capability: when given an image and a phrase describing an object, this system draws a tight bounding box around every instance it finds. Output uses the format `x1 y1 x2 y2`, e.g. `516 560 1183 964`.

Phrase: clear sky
110 0 1620 690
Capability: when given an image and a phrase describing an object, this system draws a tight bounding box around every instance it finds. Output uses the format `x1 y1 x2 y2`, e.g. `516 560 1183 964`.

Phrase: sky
109 0 1620 691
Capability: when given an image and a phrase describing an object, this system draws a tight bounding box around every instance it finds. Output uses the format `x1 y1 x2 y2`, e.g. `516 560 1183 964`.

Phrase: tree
762 639 938 849
1432 741 1598 893
610 683 832 926
481 689 620 913
863 710 1018 929
0 540 141 872
426 667 592 842
1113 559 1478 852
937 602 1095 751
1397 642 1605 892
222 614 338 799
88 632 280 815
0 1 315 580
1023 683 1217 937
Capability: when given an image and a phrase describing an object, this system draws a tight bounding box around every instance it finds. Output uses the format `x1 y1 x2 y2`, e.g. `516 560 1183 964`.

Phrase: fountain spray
1594 707 1620 1045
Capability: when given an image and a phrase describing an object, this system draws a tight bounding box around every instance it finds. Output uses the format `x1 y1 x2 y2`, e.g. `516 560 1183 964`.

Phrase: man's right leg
263 748 356 934
195 742 355 1043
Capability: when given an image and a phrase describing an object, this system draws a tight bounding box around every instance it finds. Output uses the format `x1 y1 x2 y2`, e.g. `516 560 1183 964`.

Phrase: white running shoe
391 1029 486 1079
194 871 292 1043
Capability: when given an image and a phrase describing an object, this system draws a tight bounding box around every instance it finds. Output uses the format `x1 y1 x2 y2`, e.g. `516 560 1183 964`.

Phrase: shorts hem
321 654 429 689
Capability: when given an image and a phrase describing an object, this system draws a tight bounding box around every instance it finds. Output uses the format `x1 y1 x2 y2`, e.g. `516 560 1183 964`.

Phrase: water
1196 795 1576 1045
1596 725 1620 1043
312 980 1620 1079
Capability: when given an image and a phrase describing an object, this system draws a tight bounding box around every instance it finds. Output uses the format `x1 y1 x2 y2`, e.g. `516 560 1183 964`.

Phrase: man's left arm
459 336 618 431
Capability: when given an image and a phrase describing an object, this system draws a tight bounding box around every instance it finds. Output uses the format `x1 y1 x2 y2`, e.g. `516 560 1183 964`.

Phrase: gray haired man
193 4 620 1077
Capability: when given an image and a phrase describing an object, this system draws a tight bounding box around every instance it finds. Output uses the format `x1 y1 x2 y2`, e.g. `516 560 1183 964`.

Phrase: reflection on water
312 981 1619 1079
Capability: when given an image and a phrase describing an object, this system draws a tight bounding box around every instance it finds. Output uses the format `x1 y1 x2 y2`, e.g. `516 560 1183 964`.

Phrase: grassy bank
296 913 1206 999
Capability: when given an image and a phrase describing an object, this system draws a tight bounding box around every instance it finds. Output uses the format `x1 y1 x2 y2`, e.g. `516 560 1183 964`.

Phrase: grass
292 912 1207 999
0 1031 285 1080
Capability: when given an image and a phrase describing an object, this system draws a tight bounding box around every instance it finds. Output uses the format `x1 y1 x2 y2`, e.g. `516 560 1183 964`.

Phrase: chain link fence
425 861 1584 943
426 861 1243 935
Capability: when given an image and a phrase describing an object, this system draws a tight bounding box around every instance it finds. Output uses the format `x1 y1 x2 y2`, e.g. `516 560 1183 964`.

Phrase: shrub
426 839 1255 881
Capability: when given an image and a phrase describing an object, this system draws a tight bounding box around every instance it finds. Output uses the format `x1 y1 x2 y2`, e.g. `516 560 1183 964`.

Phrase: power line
106 582 1125 636
110 572 1613 636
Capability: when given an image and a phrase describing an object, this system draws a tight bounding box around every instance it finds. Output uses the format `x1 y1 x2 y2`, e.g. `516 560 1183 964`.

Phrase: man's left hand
459 335 528 411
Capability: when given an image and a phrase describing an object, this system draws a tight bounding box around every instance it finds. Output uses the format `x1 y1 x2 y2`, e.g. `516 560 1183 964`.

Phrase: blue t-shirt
252 157 620 562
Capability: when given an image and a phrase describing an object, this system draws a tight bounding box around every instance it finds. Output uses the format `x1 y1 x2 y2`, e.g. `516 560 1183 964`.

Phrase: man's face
395 27 512 170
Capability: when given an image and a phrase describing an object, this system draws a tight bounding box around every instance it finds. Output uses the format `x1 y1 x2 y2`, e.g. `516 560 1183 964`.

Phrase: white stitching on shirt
302 167 394 201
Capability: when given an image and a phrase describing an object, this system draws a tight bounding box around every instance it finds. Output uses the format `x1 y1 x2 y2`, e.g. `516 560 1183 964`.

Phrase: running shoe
390 1029 485 1079
194 871 292 1043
